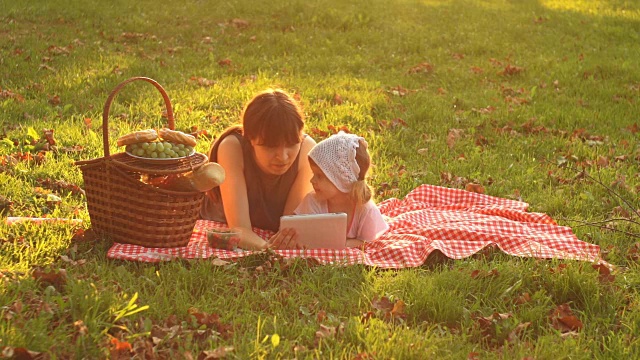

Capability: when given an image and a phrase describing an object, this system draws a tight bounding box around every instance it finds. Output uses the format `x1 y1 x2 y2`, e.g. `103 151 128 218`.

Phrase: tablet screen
280 213 347 249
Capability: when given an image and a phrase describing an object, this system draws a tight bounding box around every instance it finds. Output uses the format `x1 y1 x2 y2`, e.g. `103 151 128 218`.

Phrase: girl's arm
283 135 316 215
346 202 389 248
216 135 268 250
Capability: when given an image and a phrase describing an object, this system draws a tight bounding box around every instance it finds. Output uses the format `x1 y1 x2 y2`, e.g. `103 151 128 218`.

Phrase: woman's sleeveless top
200 129 301 231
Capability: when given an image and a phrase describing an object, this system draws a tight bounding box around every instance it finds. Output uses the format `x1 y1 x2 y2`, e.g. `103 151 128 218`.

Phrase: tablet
280 213 348 249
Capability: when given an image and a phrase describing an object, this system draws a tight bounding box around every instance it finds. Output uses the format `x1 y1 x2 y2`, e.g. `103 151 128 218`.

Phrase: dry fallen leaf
315 324 336 339
408 62 433 74
465 183 485 194
596 155 609 167
74 320 89 336
611 206 630 219
211 258 229 266
370 296 407 321
592 263 615 283
514 292 531 305
549 303 583 333
60 255 86 266
189 76 216 87
390 299 406 319
1 346 42 360
473 312 513 341
446 128 463 149
231 18 250 29
388 85 410 96
32 268 67 290
316 310 327 323
199 346 234 359
470 268 499 279
109 337 133 360
48 95 61 106
507 321 531 343
499 64 525 76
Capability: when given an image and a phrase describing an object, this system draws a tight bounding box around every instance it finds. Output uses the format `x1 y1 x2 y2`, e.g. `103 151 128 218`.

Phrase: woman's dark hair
207 89 304 163
242 89 304 146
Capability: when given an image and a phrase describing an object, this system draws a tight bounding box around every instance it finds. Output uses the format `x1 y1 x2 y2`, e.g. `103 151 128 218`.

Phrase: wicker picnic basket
75 77 208 248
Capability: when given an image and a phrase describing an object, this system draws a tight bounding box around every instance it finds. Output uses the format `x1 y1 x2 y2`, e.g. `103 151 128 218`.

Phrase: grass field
1 0 640 358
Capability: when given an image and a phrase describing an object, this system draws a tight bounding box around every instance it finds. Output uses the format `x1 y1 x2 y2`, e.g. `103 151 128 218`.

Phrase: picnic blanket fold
107 184 604 267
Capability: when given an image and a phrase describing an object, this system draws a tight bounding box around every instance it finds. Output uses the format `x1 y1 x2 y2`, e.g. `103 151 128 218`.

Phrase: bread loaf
116 129 158 147
146 162 225 192
187 162 226 192
159 128 197 147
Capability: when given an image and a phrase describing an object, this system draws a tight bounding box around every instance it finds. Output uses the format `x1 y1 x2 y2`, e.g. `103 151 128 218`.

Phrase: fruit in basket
126 141 195 159
119 128 199 159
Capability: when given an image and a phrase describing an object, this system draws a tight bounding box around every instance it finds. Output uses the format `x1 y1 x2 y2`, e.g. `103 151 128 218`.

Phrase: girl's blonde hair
349 138 373 205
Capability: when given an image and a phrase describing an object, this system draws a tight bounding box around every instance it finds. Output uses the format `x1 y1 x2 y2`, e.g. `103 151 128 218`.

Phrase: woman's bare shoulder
301 134 316 151
217 133 244 164
217 133 242 152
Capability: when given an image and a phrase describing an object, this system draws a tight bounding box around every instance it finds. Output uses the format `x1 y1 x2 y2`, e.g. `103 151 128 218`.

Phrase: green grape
158 152 167 159
177 143 185 150
135 148 145 156
185 146 193 154
150 151 158 158
130 143 139 150
141 142 150 149
156 143 164 152
177 150 186 157
148 142 157 152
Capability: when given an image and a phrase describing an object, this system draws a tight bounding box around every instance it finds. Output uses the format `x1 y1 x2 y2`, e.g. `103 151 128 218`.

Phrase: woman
201 89 316 250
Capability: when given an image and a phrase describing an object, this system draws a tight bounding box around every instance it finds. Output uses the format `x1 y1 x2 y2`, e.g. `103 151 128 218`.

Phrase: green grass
2 0 640 358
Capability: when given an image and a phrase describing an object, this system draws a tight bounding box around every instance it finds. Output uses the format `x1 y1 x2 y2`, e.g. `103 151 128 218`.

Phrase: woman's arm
216 135 269 250
283 135 316 215
264 136 315 250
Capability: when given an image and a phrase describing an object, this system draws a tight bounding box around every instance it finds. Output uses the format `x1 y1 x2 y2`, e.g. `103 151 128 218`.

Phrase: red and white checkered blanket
107 184 604 267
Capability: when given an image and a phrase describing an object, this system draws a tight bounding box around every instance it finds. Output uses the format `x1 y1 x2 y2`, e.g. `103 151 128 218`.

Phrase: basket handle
102 77 174 157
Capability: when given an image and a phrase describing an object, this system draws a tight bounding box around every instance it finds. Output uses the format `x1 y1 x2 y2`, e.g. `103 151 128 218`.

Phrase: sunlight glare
540 0 640 20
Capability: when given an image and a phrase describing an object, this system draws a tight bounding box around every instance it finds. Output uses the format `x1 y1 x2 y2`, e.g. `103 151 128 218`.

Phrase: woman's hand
234 227 269 251
268 228 302 250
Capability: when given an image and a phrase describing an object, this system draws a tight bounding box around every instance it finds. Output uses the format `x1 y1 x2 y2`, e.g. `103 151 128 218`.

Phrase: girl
294 131 389 247
201 89 316 250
